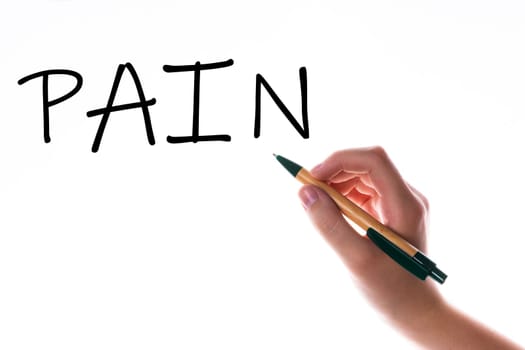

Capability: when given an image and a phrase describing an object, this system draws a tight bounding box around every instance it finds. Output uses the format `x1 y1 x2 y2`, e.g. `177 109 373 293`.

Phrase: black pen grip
366 227 429 281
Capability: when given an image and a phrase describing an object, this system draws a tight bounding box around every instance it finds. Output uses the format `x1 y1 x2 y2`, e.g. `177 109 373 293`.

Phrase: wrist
383 284 447 347
401 293 450 348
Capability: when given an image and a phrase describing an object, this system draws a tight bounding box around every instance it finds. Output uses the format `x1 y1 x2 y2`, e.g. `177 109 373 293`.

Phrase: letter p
18 69 83 143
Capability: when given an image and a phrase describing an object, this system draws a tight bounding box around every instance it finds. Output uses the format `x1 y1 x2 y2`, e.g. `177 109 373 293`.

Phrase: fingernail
299 187 319 209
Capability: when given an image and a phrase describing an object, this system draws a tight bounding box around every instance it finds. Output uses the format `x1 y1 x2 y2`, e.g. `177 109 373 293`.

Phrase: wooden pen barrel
296 168 419 257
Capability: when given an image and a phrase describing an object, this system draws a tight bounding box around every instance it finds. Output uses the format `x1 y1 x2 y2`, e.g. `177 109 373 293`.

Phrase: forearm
396 300 523 350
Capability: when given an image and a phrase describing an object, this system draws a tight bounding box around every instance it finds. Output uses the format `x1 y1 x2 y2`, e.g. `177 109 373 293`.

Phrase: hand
299 147 441 322
299 146 524 349
298 146 442 329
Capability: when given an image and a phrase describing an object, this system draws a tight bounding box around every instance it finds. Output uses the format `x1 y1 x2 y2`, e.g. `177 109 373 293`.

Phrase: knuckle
404 201 428 232
412 202 426 219
401 196 426 220
368 145 389 163
318 216 346 244
419 194 430 211
327 149 346 162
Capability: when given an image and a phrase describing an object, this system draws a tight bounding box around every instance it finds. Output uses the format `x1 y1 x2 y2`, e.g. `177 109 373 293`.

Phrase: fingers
311 146 411 204
309 146 428 244
329 175 381 218
298 185 377 270
330 177 378 198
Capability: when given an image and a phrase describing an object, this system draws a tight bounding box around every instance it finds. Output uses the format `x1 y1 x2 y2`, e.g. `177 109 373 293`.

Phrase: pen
274 154 447 284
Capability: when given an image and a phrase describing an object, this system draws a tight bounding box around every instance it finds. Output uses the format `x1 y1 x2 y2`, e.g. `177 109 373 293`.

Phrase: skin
298 146 523 349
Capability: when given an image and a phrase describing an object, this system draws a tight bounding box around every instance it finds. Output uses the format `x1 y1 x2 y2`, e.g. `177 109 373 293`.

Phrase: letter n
254 67 309 138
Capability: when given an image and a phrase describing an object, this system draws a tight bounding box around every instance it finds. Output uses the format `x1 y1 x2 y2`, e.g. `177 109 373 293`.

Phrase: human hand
298 146 442 330
299 146 524 349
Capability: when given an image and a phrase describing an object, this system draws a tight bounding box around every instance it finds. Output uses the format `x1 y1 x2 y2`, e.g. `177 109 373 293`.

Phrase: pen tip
273 154 302 177
272 153 277 157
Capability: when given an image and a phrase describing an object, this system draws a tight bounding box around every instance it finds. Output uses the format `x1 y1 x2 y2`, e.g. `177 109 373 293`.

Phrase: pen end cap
430 268 447 284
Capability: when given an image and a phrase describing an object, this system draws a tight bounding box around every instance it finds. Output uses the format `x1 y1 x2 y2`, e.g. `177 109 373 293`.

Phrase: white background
1 0 525 349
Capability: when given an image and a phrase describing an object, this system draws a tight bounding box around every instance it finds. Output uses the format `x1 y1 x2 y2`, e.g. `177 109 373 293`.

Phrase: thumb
298 185 376 270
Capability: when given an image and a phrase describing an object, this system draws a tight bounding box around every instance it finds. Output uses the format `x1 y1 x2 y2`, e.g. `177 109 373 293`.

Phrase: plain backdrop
1 1 525 349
